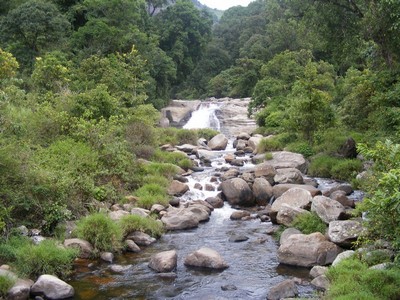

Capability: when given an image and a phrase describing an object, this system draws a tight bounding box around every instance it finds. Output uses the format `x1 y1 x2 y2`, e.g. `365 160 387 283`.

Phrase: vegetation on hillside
1 0 400 296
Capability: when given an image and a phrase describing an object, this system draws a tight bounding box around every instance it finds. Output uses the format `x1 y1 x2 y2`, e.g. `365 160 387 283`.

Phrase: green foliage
0 48 19 81
257 137 284 153
195 128 218 141
285 141 315 158
356 140 400 255
151 149 193 170
119 214 164 239
309 155 362 181
74 213 122 253
134 183 169 209
326 257 400 300
12 239 78 279
291 212 327 235
0 275 15 298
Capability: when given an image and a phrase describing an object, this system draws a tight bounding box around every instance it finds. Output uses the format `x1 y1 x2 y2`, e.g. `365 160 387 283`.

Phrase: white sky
198 0 255 10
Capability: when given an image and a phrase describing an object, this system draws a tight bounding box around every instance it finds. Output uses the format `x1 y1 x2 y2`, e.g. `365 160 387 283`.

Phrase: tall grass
74 213 122 253
327 257 400 299
291 212 327 235
119 215 164 239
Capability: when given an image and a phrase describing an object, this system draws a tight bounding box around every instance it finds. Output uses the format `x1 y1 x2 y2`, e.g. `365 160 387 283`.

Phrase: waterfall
183 102 221 131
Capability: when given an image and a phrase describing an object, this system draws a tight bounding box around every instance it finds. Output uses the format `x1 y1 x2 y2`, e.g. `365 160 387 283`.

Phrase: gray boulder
221 168 240 181
253 163 277 185
237 132 251 140
278 232 342 267
220 178 254 206
330 190 355 208
126 231 156 246
276 204 310 227
270 188 313 223
311 275 330 291
63 238 93 259
125 239 141 252
310 266 328 279
30 275 74 300
274 168 304 184
230 210 251 220
269 151 308 173
205 197 224 208
109 210 130 221
184 247 228 269
208 133 228 150
148 250 177 273
252 178 273 206
311 196 346 224
272 184 321 198
248 135 263 152
279 228 302 245
167 180 189 196
7 278 34 300
196 149 222 161
332 250 355 266
328 220 363 247
161 207 200 230
100 252 114 263
267 279 298 300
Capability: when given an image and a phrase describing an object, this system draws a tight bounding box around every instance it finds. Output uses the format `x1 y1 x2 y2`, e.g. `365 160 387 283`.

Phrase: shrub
286 141 315 158
308 154 362 181
119 215 164 239
195 128 218 141
0 275 15 298
291 212 327 235
12 239 78 279
151 150 193 170
74 213 122 253
176 129 198 145
257 137 283 153
327 257 400 300
135 183 169 209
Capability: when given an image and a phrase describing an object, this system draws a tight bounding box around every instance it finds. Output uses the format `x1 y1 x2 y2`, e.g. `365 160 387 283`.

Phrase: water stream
69 102 344 299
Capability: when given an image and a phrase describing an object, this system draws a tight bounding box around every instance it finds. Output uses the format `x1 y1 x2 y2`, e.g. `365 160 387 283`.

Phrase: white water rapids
183 102 221 131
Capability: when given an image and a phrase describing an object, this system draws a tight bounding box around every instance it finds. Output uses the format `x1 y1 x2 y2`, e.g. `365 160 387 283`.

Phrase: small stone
221 284 237 291
100 252 114 263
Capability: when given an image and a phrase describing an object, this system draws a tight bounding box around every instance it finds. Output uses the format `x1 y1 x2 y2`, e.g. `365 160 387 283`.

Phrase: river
68 101 322 299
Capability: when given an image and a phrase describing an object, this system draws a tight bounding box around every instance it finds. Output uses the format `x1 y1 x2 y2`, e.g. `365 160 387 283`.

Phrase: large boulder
274 168 304 184
161 207 200 230
30 275 74 300
108 210 130 221
7 279 34 300
184 247 228 269
330 190 355 208
161 100 201 127
276 204 311 227
220 178 255 206
338 137 357 159
196 149 222 161
167 180 189 196
270 188 313 223
63 238 93 259
311 196 346 224
248 135 263 152
126 231 156 246
252 178 273 206
279 228 302 245
221 168 240 181
253 163 277 185
271 151 308 173
267 279 298 300
208 133 228 150
278 232 342 267
205 196 224 208
272 184 321 198
148 250 177 273
328 220 363 247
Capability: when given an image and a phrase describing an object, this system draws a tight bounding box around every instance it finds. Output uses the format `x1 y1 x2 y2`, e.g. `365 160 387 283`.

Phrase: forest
1 0 400 298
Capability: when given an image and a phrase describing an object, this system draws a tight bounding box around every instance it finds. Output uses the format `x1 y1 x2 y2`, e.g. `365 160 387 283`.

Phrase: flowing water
69 101 352 299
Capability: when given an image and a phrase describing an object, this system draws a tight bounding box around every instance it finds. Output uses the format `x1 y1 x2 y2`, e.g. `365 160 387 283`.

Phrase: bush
0 275 15 298
176 129 198 145
286 141 315 158
308 154 362 181
257 136 284 153
135 183 169 209
291 212 327 235
195 128 218 141
74 213 122 253
119 215 164 239
13 239 78 279
327 257 400 299
151 150 193 170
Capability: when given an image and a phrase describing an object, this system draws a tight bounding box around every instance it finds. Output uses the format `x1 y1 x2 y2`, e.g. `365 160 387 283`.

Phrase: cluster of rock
147 246 228 277
1 266 74 300
157 129 370 298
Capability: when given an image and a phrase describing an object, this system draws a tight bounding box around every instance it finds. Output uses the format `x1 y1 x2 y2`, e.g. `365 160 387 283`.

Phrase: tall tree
155 0 212 85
